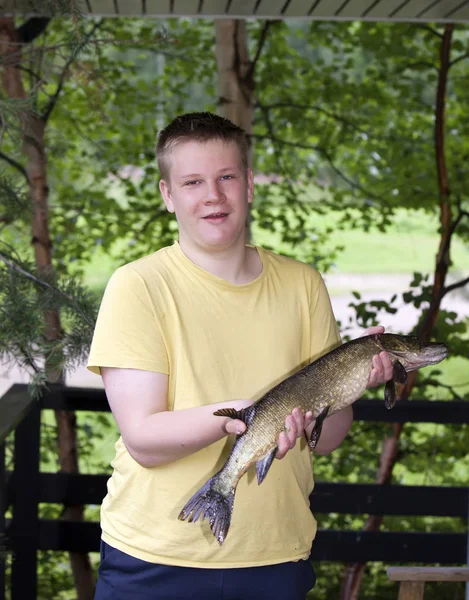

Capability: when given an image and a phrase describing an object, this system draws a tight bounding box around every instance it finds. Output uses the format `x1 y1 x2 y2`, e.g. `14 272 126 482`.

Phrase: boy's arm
102 367 255 468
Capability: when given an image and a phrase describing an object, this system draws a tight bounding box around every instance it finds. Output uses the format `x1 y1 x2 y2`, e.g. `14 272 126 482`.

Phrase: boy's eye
184 180 199 186
221 175 234 180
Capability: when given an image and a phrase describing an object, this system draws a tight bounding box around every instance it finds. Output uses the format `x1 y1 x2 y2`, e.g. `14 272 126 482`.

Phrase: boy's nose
204 181 226 204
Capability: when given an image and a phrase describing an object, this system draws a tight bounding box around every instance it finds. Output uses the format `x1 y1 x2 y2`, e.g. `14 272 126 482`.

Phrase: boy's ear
159 179 175 213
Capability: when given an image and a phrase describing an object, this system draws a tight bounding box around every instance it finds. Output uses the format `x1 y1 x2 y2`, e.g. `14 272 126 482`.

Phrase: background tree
1 13 468 599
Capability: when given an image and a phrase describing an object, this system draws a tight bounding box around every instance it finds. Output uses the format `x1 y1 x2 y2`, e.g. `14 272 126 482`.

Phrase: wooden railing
1 383 469 599
387 567 469 599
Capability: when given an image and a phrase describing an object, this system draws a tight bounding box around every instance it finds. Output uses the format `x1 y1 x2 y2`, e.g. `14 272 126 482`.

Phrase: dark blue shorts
95 540 316 600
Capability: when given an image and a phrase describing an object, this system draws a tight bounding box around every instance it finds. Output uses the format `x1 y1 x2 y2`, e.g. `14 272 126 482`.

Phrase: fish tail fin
178 473 235 546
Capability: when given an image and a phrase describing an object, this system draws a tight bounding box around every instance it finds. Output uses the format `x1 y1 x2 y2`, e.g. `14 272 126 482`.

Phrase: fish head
377 333 449 372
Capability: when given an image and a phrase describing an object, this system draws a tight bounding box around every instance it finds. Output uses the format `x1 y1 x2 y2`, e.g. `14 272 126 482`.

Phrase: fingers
361 325 385 337
224 419 246 436
276 408 313 460
368 351 393 388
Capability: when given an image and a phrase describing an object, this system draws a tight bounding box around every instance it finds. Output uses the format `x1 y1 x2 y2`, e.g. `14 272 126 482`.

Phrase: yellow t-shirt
87 242 341 568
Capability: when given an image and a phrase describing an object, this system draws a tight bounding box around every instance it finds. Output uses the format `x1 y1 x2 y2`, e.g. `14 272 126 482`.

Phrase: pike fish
178 333 449 545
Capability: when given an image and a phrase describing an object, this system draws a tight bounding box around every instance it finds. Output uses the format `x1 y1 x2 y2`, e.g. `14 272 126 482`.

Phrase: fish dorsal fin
213 407 249 424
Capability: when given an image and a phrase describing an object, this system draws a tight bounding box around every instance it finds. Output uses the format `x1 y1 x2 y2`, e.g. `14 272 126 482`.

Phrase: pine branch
0 251 95 327
42 19 104 124
0 150 29 182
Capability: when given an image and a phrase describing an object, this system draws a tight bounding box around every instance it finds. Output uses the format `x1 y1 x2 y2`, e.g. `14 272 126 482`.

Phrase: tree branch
0 251 94 327
253 133 381 200
415 24 443 39
41 19 104 124
0 150 29 181
443 275 469 297
257 101 367 134
246 20 278 82
449 51 469 69
396 60 438 75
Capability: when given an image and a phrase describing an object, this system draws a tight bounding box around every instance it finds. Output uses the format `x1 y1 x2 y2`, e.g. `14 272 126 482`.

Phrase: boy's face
159 139 253 252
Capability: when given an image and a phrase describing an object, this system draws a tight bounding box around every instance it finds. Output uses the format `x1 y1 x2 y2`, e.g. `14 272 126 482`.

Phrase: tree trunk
215 19 254 143
215 19 255 240
0 18 95 600
339 24 454 600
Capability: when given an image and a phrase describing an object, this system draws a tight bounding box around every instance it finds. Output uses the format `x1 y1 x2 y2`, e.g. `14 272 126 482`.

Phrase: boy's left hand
276 325 393 459
362 325 394 388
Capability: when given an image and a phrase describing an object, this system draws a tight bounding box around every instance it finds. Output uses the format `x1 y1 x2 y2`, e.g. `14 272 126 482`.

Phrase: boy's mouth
203 212 229 220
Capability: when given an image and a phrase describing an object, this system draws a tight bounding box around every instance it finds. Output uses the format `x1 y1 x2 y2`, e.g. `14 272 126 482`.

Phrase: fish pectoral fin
384 379 396 409
393 360 408 385
256 447 277 485
213 407 248 424
308 405 330 451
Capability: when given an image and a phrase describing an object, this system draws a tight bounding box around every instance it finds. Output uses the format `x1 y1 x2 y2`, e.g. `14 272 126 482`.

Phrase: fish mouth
391 343 449 371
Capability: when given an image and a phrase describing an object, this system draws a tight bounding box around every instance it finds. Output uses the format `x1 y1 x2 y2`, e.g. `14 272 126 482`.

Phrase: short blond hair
156 112 250 181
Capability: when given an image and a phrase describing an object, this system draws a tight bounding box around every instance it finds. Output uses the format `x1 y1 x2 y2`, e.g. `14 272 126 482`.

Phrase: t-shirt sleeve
309 271 342 362
87 266 169 376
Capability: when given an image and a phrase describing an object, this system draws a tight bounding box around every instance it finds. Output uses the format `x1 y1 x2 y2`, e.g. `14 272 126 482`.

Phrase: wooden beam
172 0 201 14
255 0 286 16
310 482 469 517
8 401 40 600
33 473 469 518
364 0 414 19
397 582 425 600
18 520 466 563
388 567 469 582
0 385 34 444
422 0 461 19
311 530 467 563
0 444 5 600
35 383 469 424
227 0 258 15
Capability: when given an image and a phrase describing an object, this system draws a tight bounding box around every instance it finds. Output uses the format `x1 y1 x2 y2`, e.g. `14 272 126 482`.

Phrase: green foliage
1 14 469 600
0 246 99 396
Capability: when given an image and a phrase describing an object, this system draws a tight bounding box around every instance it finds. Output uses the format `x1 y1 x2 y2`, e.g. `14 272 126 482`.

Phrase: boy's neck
178 238 262 285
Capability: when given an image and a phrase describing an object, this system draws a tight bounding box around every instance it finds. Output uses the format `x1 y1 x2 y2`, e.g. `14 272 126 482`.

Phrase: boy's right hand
222 402 313 460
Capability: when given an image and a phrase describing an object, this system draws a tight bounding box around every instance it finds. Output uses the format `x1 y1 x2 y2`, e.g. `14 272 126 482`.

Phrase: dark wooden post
9 400 41 600
0 442 5 600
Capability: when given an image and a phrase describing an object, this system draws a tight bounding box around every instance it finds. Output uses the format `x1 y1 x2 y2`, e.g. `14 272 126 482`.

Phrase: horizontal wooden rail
388 567 469 582
311 482 469 517
387 567 469 600
4 519 466 563
10 472 467 519
4 384 469 424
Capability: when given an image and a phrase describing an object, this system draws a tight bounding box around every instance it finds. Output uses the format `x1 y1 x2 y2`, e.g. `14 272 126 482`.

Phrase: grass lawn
82 207 469 296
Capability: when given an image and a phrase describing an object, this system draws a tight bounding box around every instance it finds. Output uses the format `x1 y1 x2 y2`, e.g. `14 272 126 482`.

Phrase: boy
87 112 391 599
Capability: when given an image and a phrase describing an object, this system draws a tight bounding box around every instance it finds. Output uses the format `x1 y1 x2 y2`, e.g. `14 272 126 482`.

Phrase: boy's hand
226 325 392 460
362 325 393 388
276 407 314 459
224 404 313 460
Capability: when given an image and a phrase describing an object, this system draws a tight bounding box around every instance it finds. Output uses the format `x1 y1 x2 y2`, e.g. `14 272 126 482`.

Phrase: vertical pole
466 488 469 600
398 581 425 600
0 442 5 600
10 401 41 600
